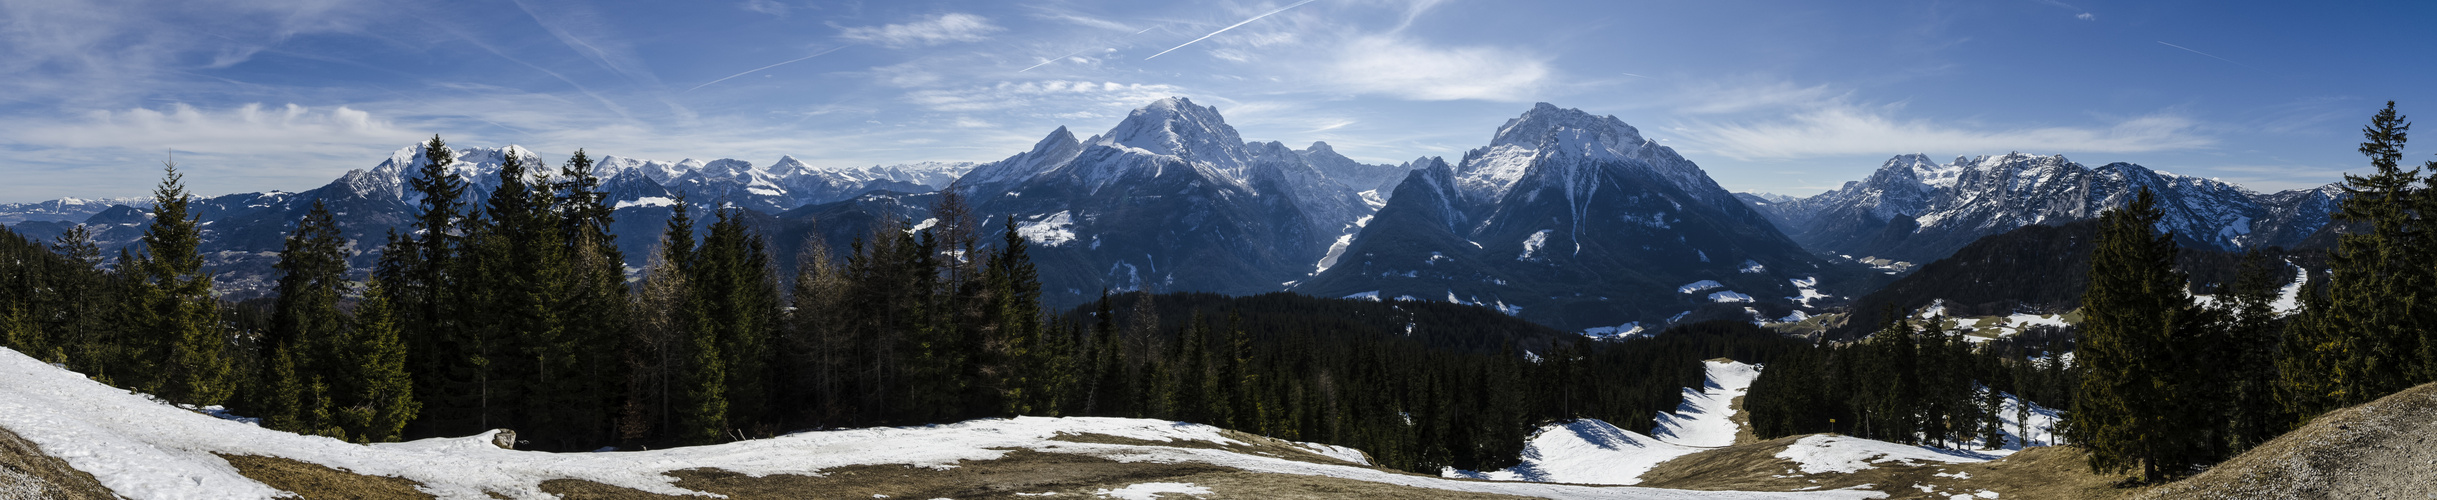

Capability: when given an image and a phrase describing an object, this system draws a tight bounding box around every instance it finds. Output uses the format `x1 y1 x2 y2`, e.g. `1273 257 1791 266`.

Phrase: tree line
1753 102 2437 483
0 135 1817 475
1744 308 2077 450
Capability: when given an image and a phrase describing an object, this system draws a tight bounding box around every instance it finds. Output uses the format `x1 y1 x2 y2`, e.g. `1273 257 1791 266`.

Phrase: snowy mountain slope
1753 152 2345 264
0 347 1861 500
0 197 148 225
1298 141 1417 196
948 97 1387 306
1299 104 1828 332
4 142 975 298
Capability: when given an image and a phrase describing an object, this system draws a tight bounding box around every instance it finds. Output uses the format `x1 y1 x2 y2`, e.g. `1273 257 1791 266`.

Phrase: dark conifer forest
0 135 1811 475
7 103 2437 482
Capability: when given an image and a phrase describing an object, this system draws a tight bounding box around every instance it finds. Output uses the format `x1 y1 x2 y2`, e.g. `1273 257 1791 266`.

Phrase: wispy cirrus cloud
837 13 1003 48
904 80 1189 117
5 103 407 155
1318 34 1550 101
1673 102 2215 160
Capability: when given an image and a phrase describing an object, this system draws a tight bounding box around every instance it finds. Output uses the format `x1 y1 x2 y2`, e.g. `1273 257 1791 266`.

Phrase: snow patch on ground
1520 229 1553 261
1738 260 1765 274
1678 280 1724 294
1342 291 1382 301
1708 291 1755 303
2270 260 2307 315
1096 482 1210 499
907 218 940 234
1581 322 1647 341
1018 211 1077 247
1788 277 1830 307
613 196 675 209
1775 435 1995 474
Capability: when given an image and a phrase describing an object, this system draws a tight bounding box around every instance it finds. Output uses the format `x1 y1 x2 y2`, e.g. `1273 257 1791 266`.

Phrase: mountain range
0 98 2349 334
1745 153 2344 265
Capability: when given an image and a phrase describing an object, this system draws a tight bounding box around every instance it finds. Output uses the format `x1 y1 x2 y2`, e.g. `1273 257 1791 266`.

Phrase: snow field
1774 436 1993 474
1653 361 1762 447
1449 361 1763 486
0 348 1861 500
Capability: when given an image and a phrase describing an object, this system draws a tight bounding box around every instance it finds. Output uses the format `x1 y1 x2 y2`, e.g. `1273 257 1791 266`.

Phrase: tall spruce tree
336 278 420 443
552 148 628 446
134 160 235 405
2073 188 2211 480
382 135 467 436
2217 251 2287 452
261 200 350 433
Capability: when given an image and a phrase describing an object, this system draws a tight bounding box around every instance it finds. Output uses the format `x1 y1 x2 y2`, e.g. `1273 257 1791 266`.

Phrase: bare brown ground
1049 430 1372 467
1728 396 1761 446
2135 382 2437 500
1639 434 2149 499
538 448 1531 499
0 425 117 500
216 453 435 499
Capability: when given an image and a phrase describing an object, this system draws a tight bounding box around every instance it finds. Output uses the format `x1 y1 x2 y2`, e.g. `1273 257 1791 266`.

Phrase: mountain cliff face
950 97 1384 305
1298 103 1827 332
1753 153 2345 264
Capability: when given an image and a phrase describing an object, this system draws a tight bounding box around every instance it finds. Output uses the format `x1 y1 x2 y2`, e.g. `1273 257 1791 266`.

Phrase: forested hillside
0 136 1817 477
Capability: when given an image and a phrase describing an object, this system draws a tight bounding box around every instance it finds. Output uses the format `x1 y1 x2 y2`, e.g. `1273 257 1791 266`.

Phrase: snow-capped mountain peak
1750 152 2342 264
1092 96 1251 169
1453 103 1721 206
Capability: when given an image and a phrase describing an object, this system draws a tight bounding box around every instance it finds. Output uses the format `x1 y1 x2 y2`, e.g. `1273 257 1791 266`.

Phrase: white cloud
1320 35 1548 101
1675 81 1843 115
5 103 405 155
740 0 787 17
953 117 995 128
2077 12 2095 20
904 80 1189 115
1673 103 2216 160
838 13 1002 48
1029 10 1134 32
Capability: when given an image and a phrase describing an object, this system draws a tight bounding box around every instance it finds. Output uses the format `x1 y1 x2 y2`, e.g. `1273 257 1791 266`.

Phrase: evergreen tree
2218 251 2287 452
693 207 779 435
262 201 350 431
336 279 420 443
552 148 629 446
2325 102 2428 402
383 135 467 436
2073 188 2210 481
133 160 235 405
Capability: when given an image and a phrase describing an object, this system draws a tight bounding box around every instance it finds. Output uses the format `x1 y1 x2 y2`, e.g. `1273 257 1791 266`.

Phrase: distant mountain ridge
1297 103 1830 332
1749 153 2344 264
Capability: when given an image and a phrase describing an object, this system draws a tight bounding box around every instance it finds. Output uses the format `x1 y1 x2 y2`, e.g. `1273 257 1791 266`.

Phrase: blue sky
1 0 2430 202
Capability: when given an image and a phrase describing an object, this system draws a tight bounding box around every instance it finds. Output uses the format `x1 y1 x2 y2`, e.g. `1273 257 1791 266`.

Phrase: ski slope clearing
1445 419 1701 486
1448 360 1766 486
1654 361 1762 447
0 348 1869 499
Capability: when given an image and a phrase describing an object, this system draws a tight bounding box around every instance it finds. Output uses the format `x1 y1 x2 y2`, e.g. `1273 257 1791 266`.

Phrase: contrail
686 45 851 93
2156 41 2259 71
1020 46 1101 73
1146 0 1319 60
